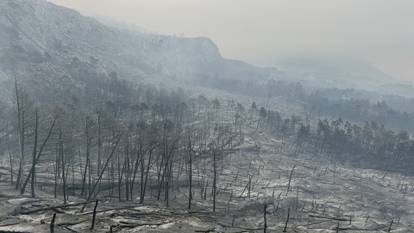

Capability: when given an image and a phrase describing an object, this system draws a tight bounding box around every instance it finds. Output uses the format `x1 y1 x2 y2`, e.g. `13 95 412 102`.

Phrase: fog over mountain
1 1 414 233
1 0 411 100
0 0 283 102
49 0 414 82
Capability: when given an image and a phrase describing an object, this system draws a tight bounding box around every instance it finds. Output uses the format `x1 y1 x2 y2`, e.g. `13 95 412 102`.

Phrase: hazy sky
49 0 414 81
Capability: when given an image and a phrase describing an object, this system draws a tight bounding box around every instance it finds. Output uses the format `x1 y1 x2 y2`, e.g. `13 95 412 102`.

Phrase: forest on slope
1 0 414 232
1 70 413 232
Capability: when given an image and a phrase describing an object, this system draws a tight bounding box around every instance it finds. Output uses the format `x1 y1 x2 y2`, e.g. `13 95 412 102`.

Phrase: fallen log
19 201 94 215
118 221 173 228
308 214 348 222
57 219 88 227
296 219 332 227
0 231 30 233
217 222 263 231
195 229 215 233
0 221 20 227
78 205 140 216
51 207 65 214
63 226 79 233
332 227 387 231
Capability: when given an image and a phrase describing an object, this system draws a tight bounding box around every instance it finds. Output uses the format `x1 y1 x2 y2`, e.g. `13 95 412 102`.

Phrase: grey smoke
49 0 414 81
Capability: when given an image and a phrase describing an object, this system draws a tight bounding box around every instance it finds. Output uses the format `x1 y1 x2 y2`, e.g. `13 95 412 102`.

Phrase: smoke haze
49 0 414 81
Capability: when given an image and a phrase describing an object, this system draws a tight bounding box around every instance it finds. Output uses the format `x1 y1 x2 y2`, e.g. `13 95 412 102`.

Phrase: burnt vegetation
0 70 413 232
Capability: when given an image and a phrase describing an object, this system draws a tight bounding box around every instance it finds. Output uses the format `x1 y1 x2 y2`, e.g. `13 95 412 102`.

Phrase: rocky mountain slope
0 0 281 103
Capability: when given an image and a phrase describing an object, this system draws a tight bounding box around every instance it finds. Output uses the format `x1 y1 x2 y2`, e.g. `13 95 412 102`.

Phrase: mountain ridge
0 0 282 104
0 0 410 104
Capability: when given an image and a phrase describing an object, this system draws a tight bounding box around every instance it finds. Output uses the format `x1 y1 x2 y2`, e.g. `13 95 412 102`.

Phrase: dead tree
30 109 38 198
156 118 171 201
130 142 143 200
81 134 121 212
8 152 13 185
97 112 102 175
226 192 233 213
286 165 296 196
21 116 57 195
140 147 154 204
59 128 67 204
50 213 56 233
283 208 290 232
212 149 217 212
81 118 92 197
90 200 99 230
165 157 173 207
124 146 131 201
263 204 267 233
54 147 59 198
118 152 125 201
388 219 393 232
14 78 26 190
248 175 252 199
157 137 178 205
188 136 193 210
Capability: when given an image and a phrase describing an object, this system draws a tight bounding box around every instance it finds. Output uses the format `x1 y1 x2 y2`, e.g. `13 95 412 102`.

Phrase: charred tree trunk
59 128 67 204
263 204 267 233
213 150 217 212
248 175 252 199
81 134 121 212
21 117 56 195
50 213 56 233
54 148 59 198
14 78 25 191
283 208 290 232
30 110 38 197
131 145 142 200
286 165 296 196
388 219 393 232
124 150 130 201
165 159 173 207
97 113 102 175
140 148 153 204
81 118 91 197
188 140 193 210
8 152 13 186
118 153 124 201
90 200 99 230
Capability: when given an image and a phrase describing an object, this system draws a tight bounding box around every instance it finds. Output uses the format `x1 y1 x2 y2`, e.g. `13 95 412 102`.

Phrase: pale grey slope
0 0 281 103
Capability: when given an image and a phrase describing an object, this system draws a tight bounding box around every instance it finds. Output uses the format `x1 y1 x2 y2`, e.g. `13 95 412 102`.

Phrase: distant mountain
0 0 280 103
1 0 411 107
272 57 398 91
377 83 414 98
